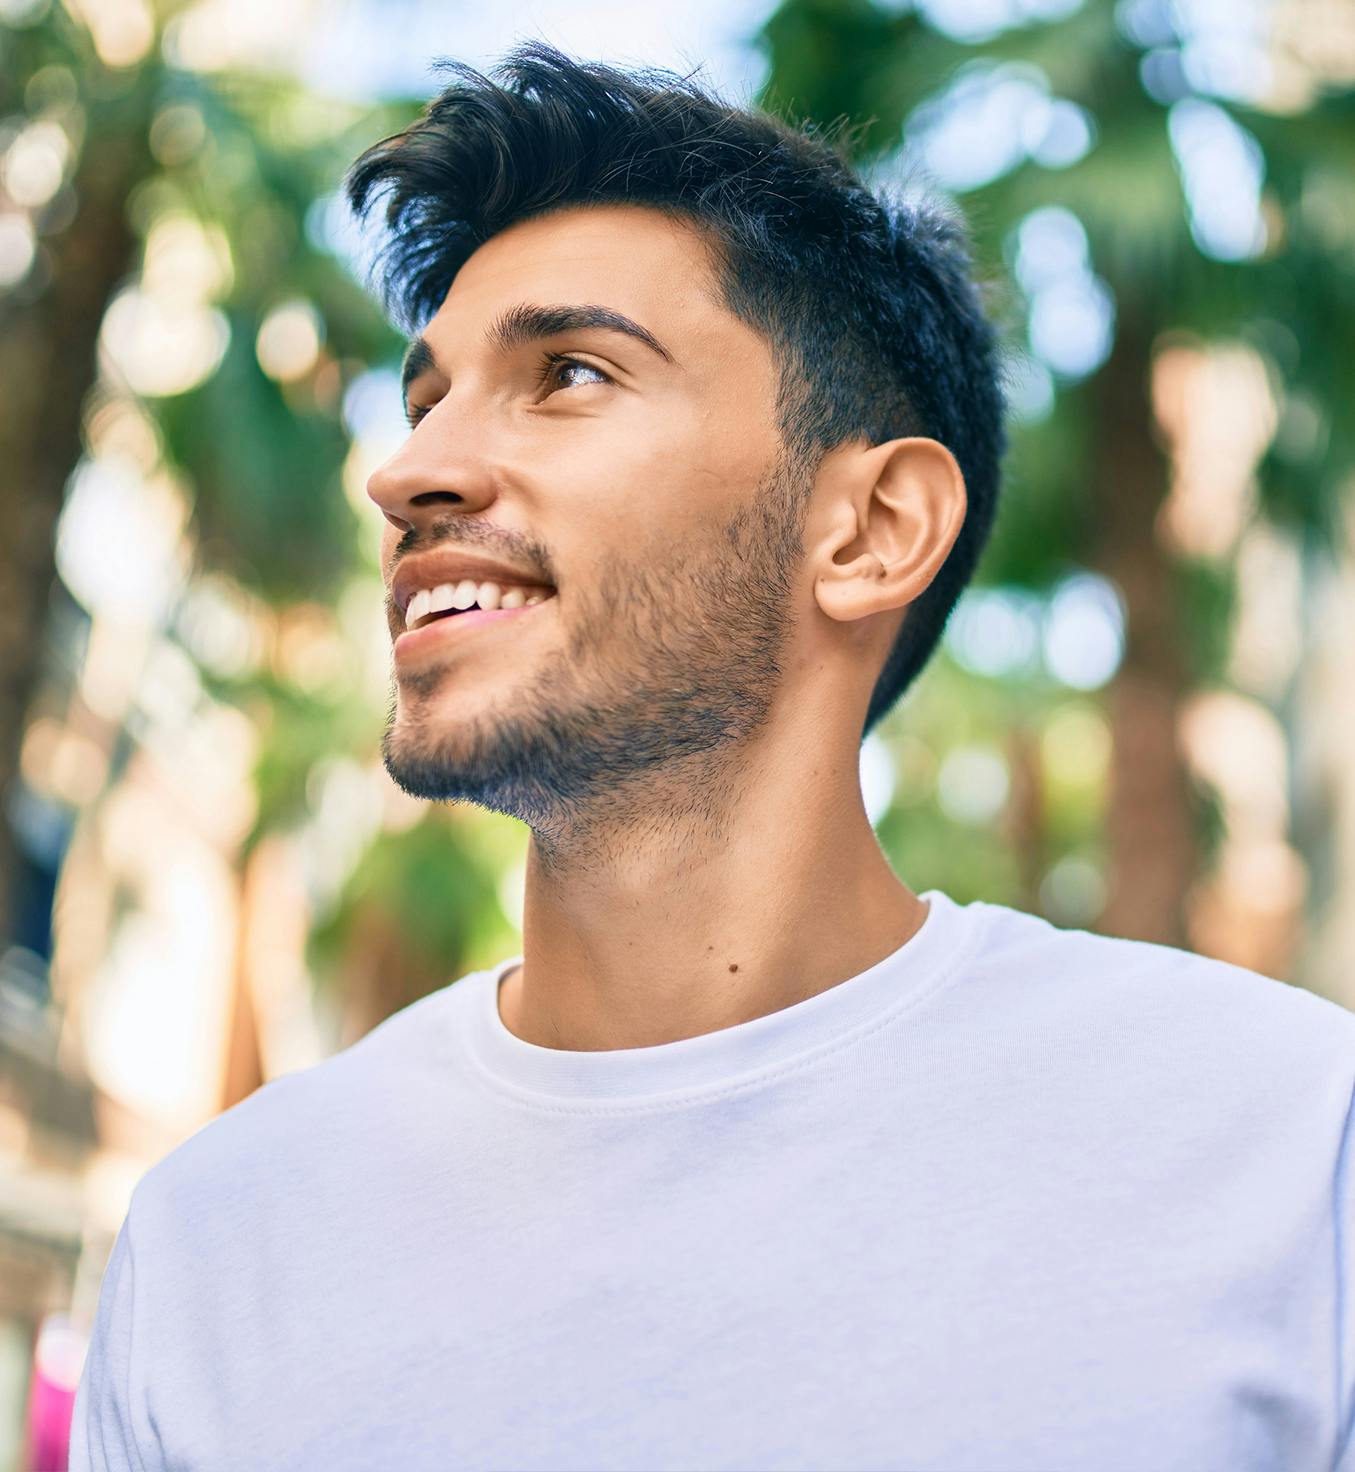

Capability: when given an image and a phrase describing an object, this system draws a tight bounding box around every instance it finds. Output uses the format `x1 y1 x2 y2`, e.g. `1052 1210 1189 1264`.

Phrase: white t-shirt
71 889 1355 1471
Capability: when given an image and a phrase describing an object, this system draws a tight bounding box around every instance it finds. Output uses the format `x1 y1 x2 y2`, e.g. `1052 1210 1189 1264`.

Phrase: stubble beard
381 453 811 852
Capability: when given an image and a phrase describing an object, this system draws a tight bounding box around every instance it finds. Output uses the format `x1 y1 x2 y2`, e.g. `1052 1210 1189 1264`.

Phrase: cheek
597 404 775 534
537 411 688 519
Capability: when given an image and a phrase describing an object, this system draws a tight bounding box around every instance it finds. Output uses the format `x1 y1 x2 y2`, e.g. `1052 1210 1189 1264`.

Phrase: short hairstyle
347 42 1006 737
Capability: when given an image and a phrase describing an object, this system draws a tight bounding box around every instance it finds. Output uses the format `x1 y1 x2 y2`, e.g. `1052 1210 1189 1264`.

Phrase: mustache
387 519 554 586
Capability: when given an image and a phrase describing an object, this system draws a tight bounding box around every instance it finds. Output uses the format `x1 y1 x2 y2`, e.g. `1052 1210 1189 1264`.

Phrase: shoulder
126 972 487 1235
967 897 1355 1092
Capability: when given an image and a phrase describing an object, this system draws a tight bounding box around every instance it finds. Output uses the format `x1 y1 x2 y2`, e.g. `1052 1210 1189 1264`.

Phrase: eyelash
404 352 610 428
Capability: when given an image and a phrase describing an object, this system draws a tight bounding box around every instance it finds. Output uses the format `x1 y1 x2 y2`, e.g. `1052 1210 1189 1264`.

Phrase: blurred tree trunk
333 903 468 1050
1001 723 1045 915
1088 323 1197 946
0 113 150 944
219 863 266 1112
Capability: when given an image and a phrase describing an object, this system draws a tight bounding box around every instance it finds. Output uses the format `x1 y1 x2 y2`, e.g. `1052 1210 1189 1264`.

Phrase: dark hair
347 42 1006 737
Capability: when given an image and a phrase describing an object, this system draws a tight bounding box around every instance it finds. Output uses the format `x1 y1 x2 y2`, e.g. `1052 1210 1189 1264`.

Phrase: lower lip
393 599 551 664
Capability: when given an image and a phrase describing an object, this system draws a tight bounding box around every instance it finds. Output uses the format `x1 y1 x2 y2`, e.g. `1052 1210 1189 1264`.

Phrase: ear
811 437 968 626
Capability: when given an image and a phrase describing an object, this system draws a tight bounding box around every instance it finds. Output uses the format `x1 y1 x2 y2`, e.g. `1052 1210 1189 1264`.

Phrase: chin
385 700 491 776
379 698 559 820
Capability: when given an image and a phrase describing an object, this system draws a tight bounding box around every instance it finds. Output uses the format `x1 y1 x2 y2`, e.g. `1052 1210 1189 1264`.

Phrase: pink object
23 1312 87 1472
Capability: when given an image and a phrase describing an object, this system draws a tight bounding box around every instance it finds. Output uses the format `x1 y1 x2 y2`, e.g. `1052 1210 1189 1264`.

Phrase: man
72 43 1355 1472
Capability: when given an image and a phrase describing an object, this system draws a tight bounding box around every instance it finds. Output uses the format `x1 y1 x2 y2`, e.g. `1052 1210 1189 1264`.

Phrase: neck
498 709 924 1051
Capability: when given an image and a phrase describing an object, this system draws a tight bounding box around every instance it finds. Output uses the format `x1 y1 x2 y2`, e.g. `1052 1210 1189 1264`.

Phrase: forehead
427 204 745 358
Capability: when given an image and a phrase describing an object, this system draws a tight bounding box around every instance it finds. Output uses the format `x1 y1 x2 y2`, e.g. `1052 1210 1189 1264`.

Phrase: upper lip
390 550 554 615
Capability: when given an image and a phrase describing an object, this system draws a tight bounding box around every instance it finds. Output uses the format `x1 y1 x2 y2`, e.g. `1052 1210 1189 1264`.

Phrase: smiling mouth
392 591 556 663
402 585 555 631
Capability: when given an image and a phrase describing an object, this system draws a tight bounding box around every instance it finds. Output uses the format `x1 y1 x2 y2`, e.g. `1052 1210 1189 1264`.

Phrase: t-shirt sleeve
68 1212 152 1472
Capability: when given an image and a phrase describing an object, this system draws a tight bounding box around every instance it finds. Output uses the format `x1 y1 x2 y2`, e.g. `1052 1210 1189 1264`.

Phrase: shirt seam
457 900 993 1116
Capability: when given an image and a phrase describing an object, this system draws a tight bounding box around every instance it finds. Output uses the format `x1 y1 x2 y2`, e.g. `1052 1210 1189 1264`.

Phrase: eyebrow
400 337 436 399
400 300 674 401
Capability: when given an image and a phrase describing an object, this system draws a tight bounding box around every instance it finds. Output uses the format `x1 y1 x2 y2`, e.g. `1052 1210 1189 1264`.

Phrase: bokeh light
1168 98 1266 260
0 213 37 288
256 299 325 382
945 588 1044 679
937 745 1011 825
1042 574 1126 689
860 732 898 827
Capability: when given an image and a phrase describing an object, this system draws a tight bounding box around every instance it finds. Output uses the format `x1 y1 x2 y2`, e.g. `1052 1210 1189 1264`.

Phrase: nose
365 408 497 534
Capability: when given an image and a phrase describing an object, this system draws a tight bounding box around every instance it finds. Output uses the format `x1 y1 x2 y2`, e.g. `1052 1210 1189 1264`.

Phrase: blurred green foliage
758 0 1354 944
5 0 1353 1020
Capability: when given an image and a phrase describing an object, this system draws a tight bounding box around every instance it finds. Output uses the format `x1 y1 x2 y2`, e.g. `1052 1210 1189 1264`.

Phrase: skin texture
367 203 967 1051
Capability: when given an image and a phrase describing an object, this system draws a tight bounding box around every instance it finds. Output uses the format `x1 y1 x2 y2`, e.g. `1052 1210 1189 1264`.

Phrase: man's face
367 203 809 830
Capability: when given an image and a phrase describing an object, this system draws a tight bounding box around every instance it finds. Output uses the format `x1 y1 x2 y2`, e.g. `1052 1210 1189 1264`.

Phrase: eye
536 353 611 395
403 353 610 429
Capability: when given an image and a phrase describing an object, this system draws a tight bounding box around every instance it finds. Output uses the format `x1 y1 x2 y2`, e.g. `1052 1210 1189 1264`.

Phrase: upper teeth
404 579 552 629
